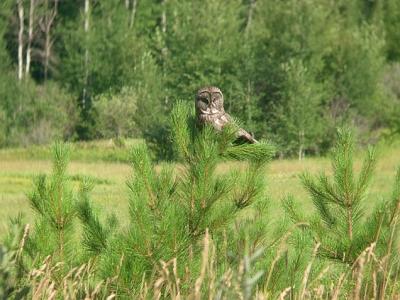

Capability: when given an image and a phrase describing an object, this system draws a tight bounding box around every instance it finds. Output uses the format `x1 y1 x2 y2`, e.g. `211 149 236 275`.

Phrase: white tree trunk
129 0 137 28
17 0 24 80
25 0 35 75
245 0 256 36
298 130 305 161
161 0 167 33
82 0 90 109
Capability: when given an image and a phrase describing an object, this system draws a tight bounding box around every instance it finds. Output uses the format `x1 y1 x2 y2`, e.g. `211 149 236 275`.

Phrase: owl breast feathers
195 86 257 144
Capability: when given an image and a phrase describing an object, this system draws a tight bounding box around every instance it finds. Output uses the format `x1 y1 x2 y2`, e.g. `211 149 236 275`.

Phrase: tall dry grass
17 227 398 299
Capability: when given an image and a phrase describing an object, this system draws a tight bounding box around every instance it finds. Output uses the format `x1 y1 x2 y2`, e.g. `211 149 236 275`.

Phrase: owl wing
222 113 257 144
237 128 258 144
212 113 230 131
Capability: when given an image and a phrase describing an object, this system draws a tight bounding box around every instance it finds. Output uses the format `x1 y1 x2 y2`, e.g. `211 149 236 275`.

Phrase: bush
0 78 77 147
93 86 139 139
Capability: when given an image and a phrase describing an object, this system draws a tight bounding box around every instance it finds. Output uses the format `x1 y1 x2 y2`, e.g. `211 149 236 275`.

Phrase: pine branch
170 101 194 162
51 141 70 180
354 146 376 204
28 175 47 216
129 144 158 210
222 141 275 163
282 195 305 224
332 129 355 208
77 177 111 256
300 173 336 227
388 167 400 226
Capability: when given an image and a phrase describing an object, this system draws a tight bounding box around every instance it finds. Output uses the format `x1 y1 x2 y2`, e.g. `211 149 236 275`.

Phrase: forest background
1 0 400 159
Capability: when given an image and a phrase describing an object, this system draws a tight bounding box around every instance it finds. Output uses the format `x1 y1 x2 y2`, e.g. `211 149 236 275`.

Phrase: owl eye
200 96 209 103
212 94 221 102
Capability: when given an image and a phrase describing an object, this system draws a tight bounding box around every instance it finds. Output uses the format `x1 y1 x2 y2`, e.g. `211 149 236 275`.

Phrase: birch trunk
17 0 24 80
298 130 305 161
25 0 35 75
161 0 167 33
245 0 256 36
82 0 90 109
129 0 137 28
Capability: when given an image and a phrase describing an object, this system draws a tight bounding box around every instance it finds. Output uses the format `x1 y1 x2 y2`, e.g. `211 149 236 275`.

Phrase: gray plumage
195 86 257 144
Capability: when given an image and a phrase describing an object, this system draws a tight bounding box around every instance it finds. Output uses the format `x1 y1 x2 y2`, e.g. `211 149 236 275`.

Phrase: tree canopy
0 0 399 158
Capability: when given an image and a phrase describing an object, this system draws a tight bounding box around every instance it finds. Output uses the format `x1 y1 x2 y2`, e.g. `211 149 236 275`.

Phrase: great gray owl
195 86 257 144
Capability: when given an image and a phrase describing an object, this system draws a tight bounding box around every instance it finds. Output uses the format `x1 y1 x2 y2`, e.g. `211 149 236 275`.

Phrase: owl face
195 86 224 115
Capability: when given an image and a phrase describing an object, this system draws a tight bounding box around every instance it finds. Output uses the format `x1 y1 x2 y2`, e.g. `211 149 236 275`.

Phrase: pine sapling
284 129 400 266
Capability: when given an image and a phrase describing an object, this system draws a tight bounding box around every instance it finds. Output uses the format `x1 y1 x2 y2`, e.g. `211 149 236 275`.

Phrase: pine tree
77 101 275 293
26 142 80 268
284 128 400 265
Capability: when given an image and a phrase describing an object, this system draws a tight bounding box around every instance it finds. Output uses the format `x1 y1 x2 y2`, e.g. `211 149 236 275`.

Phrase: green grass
0 138 143 163
1 139 400 237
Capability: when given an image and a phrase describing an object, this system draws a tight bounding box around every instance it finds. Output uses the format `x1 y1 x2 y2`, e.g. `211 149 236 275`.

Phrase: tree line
0 0 400 158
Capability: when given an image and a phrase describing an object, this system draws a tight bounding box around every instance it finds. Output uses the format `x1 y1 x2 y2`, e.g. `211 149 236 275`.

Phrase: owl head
195 86 224 115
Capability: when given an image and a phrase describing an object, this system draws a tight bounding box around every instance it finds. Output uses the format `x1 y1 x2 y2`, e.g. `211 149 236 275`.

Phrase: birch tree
38 0 58 80
82 0 90 110
129 0 137 28
17 0 24 80
25 0 36 75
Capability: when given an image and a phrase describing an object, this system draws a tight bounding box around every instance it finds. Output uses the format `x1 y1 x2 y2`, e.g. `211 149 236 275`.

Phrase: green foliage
77 178 117 256
284 129 400 265
26 142 79 267
0 101 273 295
162 0 246 97
0 79 77 147
0 0 12 70
0 217 30 300
76 102 275 292
93 86 139 139
272 59 326 158
382 0 400 61
0 0 399 158
383 63 400 135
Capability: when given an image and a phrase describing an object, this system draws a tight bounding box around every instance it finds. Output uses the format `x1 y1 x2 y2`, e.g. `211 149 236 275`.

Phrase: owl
195 86 257 144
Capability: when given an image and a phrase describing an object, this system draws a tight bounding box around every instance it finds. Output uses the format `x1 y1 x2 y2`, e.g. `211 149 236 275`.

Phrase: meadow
1 138 400 237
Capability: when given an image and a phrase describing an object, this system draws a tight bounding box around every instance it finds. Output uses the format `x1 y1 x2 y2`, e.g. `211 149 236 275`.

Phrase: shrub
93 86 139 139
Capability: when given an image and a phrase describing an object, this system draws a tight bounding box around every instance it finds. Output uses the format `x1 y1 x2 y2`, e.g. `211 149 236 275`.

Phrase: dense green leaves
0 0 399 158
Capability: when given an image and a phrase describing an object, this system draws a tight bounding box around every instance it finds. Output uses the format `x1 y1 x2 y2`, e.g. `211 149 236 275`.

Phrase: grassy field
1 139 400 237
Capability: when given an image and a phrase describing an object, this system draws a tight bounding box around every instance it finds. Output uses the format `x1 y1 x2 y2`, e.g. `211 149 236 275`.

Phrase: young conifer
284 129 400 265
77 101 275 293
25 142 79 268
